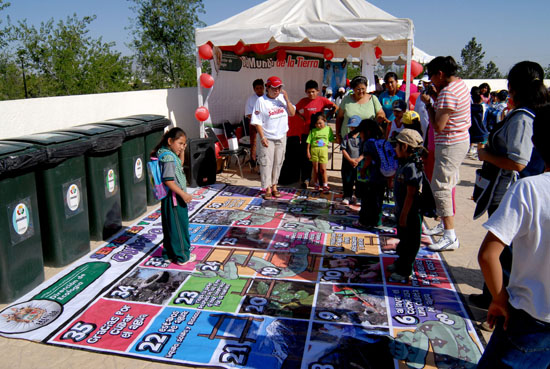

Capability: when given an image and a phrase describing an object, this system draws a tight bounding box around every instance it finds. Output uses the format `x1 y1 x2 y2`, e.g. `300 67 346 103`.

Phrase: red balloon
195 106 209 122
374 46 382 59
199 73 214 88
251 42 270 54
276 49 286 62
404 60 424 79
198 44 213 60
348 41 362 48
324 48 334 61
234 41 247 55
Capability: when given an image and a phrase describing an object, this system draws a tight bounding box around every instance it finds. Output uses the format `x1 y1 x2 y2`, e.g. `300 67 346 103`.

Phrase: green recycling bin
60 125 124 241
0 141 47 303
7 132 93 267
121 115 171 206
96 119 148 221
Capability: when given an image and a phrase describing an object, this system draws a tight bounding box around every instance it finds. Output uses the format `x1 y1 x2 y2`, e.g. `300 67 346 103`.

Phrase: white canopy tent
195 0 420 136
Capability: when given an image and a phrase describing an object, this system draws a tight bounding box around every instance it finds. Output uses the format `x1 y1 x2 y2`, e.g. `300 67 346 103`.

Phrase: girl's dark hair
471 86 482 104
358 119 383 139
350 76 368 89
310 112 327 129
151 127 187 157
384 72 398 84
479 82 491 97
426 56 458 77
508 61 549 109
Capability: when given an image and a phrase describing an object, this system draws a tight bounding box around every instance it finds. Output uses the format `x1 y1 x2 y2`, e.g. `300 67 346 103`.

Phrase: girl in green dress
152 127 196 265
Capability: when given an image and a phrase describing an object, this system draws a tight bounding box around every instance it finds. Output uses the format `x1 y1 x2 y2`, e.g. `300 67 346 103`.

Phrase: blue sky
3 0 550 74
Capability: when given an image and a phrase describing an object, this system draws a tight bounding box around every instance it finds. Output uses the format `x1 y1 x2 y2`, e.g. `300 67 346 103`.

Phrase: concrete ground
0 140 492 368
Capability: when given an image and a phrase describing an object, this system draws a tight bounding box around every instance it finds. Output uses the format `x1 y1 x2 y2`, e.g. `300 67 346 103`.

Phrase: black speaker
184 137 217 187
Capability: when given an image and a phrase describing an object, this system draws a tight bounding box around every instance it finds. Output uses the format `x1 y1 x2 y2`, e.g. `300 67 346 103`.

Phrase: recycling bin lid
97 118 148 138
7 132 93 165
59 124 125 153
0 141 48 175
122 115 171 132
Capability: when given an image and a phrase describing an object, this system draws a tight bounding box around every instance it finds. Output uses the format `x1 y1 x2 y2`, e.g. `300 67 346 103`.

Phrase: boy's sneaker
428 236 459 251
342 197 350 205
389 272 409 284
386 263 397 273
355 199 362 206
423 222 444 236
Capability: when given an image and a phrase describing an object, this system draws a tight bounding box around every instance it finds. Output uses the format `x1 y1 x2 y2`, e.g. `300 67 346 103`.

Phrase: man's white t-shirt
250 95 292 140
245 94 262 116
483 172 550 323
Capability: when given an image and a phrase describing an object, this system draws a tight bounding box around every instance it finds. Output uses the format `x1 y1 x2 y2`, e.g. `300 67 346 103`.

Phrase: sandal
176 253 197 266
272 190 281 198
263 190 273 200
322 185 330 194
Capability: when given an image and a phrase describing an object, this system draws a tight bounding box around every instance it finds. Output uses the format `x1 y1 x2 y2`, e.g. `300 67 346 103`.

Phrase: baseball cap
402 110 420 125
347 115 362 128
396 128 423 148
338 87 346 93
392 99 407 112
326 87 333 95
266 76 283 88
420 74 431 83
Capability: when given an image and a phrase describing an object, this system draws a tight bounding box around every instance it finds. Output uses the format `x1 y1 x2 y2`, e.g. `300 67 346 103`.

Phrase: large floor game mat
0 184 483 368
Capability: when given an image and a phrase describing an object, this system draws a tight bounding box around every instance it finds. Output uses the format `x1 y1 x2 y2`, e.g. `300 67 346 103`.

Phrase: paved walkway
1 146 492 368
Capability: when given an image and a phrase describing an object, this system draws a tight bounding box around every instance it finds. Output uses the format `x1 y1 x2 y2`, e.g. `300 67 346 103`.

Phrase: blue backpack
147 152 176 200
373 139 398 177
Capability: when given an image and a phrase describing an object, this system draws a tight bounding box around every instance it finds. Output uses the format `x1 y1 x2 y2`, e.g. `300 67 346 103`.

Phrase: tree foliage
459 37 501 79
8 14 133 98
128 0 205 88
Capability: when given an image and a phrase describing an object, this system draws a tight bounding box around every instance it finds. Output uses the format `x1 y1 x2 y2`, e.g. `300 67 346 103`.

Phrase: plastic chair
205 127 244 178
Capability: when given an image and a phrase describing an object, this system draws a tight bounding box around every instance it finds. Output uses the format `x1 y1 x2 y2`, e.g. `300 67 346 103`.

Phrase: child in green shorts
307 113 335 193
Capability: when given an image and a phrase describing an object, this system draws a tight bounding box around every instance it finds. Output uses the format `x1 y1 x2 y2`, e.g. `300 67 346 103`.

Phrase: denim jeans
477 306 550 368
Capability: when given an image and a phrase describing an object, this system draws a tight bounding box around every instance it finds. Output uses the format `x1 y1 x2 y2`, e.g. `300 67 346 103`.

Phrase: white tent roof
195 0 415 59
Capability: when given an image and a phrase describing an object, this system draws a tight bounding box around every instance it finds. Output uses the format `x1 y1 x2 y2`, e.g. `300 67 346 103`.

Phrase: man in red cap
251 76 296 199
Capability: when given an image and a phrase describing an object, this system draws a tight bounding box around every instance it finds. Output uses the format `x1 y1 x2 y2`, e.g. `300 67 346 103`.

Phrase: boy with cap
402 110 425 139
340 115 363 205
387 128 428 283
386 99 408 141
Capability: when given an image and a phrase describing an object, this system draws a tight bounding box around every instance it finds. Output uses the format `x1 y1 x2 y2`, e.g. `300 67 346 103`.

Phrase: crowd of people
151 56 550 367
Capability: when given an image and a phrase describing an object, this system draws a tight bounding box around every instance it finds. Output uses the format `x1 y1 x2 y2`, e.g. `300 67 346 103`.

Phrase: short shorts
310 147 329 164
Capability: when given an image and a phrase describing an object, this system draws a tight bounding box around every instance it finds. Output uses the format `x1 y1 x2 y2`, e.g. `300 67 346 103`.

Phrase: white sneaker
423 222 444 236
342 197 350 205
355 198 362 206
428 236 459 251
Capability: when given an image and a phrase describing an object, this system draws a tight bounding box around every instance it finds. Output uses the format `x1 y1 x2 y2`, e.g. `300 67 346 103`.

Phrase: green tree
459 37 485 78
128 0 205 88
8 14 133 98
544 65 550 79
0 0 9 47
483 61 502 79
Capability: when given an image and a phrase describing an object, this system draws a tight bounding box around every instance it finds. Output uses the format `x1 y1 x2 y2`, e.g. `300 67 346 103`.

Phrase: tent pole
196 51 205 138
405 39 412 107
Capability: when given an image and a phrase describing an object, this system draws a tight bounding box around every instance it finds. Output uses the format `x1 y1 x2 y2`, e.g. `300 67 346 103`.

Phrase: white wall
0 88 200 140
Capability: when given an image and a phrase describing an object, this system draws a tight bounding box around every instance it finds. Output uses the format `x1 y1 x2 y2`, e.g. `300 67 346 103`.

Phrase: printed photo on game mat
294 188 332 201
191 204 285 229
104 268 191 305
288 197 331 215
382 257 453 290
140 245 209 272
314 284 388 327
270 230 325 254
303 323 394 369
325 232 381 255
128 309 309 368
390 309 483 369
237 278 316 320
193 246 318 282
319 255 383 284
51 299 162 351
169 275 248 312
279 213 347 234
216 226 277 250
